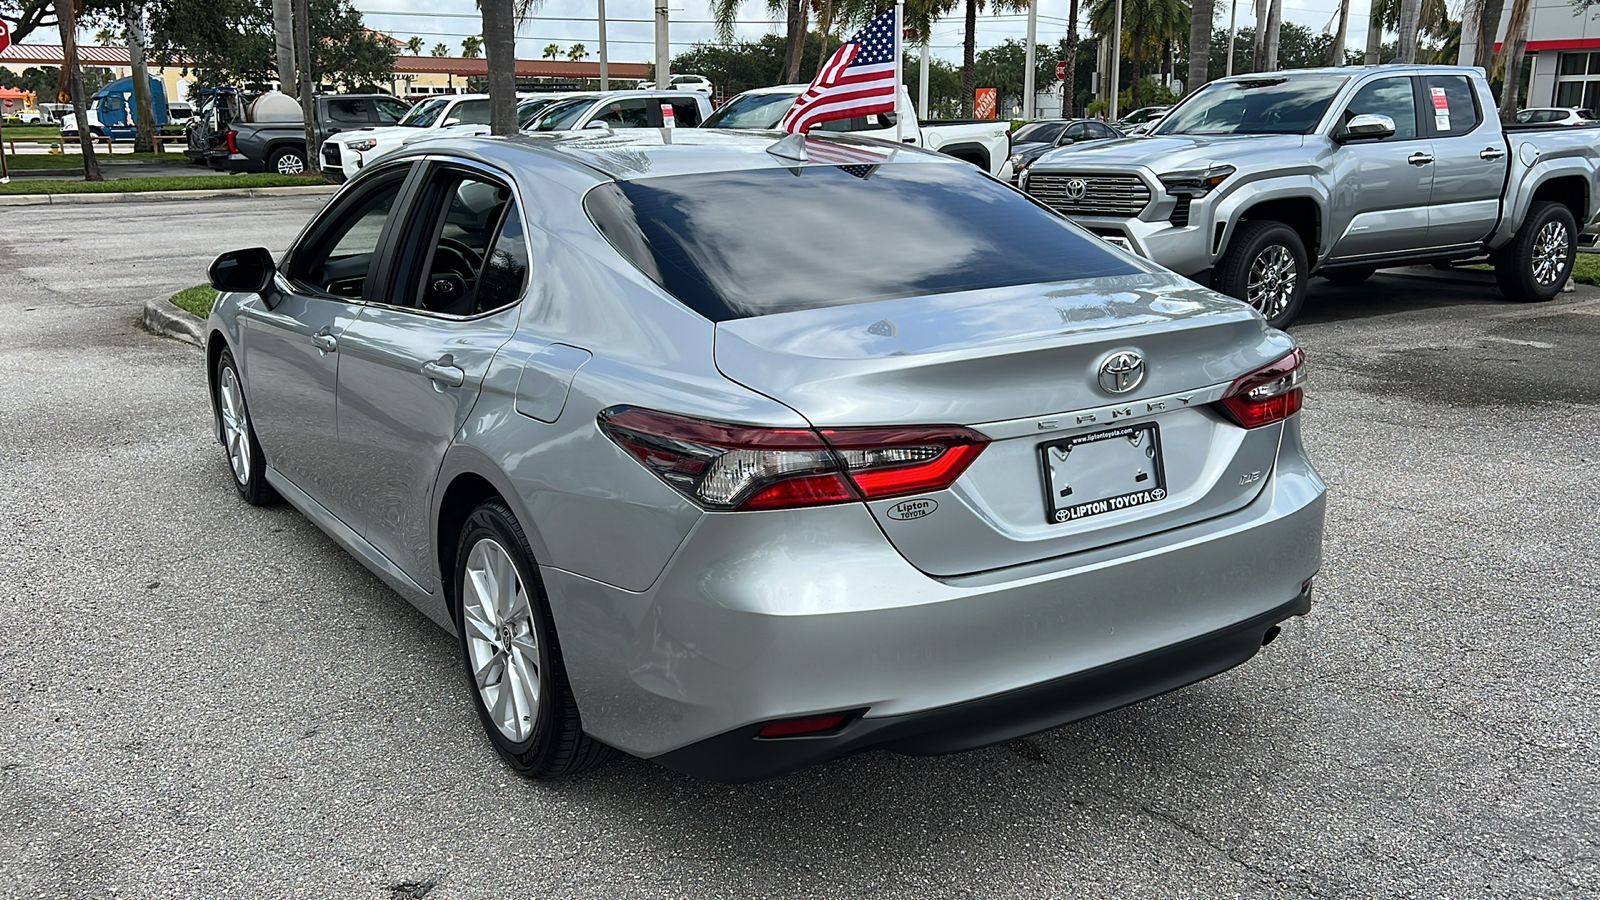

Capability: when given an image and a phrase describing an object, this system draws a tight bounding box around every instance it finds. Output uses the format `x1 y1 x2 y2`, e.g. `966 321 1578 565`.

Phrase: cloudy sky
351 0 1376 66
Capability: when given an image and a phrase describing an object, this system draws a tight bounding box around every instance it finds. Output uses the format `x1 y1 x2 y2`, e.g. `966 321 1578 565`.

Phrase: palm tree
1061 1 1081 115
543 42 562 59
711 0 807 82
1186 0 1212 94
94 27 115 45
567 42 588 60
1494 0 1531 120
432 42 449 56
1088 0 1189 106
461 35 483 58
406 36 424 55
479 0 541 136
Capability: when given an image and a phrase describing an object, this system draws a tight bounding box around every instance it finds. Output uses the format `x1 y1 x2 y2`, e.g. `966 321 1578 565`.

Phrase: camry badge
1064 178 1088 201
1098 351 1145 394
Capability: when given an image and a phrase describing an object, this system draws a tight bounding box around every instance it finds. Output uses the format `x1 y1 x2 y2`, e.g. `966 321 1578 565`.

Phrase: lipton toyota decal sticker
887 498 938 520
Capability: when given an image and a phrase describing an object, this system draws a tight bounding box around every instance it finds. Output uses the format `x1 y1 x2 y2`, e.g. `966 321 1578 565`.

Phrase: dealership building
1493 0 1600 110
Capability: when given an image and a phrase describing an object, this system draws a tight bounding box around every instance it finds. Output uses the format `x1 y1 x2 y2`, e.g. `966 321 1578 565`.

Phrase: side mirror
1336 113 1396 143
1057 137 1075 146
442 117 461 127
209 247 276 294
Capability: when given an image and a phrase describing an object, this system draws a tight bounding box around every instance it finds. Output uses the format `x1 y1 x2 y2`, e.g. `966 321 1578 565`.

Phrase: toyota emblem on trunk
1098 351 1145 394
1064 178 1088 200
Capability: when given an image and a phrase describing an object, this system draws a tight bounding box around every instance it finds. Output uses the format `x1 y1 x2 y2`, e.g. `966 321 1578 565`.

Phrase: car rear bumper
653 588 1310 782
543 421 1326 780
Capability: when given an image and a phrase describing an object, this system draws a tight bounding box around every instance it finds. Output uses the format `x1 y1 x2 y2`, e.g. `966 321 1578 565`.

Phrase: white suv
634 75 714 94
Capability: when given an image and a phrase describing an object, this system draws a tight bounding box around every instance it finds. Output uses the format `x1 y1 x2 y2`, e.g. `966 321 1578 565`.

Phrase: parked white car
523 91 714 131
703 84 1012 178
635 74 714 93
321 93 492 182
1515 107 1599 126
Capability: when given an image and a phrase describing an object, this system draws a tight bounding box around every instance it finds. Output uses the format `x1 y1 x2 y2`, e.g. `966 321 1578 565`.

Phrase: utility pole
1396 0 1420 62
1330 0 1350 66
293 0 317 172
1023 0 1037 119
1108 0 1122 120
1458 0 1483 66
919 41 930 119
272 0 296 91
597 0 608 88
654 0 669 88
1225 0 1238 75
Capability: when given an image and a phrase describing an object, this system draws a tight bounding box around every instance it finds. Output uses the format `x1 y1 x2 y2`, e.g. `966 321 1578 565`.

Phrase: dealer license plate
1040 423 1167 524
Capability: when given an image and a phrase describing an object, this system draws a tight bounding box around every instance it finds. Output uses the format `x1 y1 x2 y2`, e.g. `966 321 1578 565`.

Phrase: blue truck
58 75 177 139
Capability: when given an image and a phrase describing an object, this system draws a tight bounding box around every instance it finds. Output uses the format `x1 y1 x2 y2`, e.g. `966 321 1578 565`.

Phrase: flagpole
894 0 905 144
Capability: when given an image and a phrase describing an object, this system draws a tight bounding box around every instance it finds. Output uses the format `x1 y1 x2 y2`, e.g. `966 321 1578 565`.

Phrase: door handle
1479 147 1506 160
422 358 466 388
902 137 917 143
311 330 338 353
1407 152 1434 166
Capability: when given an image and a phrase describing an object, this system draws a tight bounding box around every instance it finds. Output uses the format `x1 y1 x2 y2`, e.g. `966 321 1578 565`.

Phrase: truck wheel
1323 268 1375 285
268 147 307 175
1213 220 1309 329
1493 201 1576 302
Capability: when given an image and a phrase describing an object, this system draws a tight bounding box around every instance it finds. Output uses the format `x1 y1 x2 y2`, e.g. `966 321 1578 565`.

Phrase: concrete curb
0 184 337 206
142 295 205 347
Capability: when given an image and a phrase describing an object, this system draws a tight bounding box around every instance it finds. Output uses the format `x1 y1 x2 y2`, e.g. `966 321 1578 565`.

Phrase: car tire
1323 268 1375 285
214 347 279 506
268 146 307 175
1213 220 1309 329
1493 201 1576 302
454 499 609 779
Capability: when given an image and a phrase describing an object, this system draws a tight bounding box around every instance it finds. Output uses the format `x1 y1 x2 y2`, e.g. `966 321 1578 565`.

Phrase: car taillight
224 130 239 154
1217 348 1305 428
597 406 989 511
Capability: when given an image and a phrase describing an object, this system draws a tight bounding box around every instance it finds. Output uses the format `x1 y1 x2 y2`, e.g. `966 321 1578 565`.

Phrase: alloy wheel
461 538 540 743
277 154 305 175
1247 244 1297 319
1532 220 1570 286
218 366 251 486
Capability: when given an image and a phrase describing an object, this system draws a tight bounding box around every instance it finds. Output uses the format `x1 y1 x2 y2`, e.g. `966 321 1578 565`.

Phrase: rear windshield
584 161 1140 321
701 92 797 129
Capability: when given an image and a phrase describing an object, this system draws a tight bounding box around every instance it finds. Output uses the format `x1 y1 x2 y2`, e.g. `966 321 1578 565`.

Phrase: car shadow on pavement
1295 267 1512 327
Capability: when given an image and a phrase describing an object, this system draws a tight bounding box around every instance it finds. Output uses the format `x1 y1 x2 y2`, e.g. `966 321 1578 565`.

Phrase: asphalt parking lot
2 198 1597 899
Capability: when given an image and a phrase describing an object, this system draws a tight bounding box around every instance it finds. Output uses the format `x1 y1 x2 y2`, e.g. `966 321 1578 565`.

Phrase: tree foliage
0 64 115 95
1087 0 1189 104
148 0 397 91
461 35 483 58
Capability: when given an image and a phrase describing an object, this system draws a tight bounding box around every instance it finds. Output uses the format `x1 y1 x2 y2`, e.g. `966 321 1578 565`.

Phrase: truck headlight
345 138 378 152
1157 164 1235 198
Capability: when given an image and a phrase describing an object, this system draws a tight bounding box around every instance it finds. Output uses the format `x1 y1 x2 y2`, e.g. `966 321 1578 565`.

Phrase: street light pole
654 0 669 88
598 0 609 88
1108 0 1122 120
1023 0 1037 119
1226 0 1238 76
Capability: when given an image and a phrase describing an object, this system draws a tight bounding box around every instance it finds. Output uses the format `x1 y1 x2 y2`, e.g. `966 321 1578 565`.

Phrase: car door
1421 73 1507 248
334 161 528 584
1325 75 1435 261
1057 122 1092 146
239 162 417 520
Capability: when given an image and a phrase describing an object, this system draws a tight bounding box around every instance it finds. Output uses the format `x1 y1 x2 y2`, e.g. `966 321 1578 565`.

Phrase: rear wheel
268 146 307 175
1323 268 1375 285
1213 220 1309 329
455 500 608 779
1494 201 1576 302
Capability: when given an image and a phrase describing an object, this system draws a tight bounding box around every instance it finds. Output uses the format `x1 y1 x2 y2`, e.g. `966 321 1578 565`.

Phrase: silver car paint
1023 66 1600 276
209 130 1326 761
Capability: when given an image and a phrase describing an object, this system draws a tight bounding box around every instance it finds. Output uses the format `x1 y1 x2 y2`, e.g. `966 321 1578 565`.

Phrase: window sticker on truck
1431 86 1450 132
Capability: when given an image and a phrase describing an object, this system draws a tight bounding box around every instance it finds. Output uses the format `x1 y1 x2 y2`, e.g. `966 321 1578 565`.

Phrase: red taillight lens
224 130 239 154
1217 348 1305 428
597 407 989 511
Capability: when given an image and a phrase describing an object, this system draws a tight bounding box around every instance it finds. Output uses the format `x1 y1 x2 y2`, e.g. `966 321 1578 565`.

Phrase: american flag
779 6 900 134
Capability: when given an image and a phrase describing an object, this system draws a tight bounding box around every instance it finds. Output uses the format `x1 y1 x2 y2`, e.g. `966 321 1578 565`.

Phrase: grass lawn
0 172 321 195
1 125 62 140
169 284 218 318
4 151 174 170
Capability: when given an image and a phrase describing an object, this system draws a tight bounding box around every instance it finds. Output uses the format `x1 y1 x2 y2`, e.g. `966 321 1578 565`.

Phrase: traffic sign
59 91 70 104
1056 60 1067 80
3 99 13 108
0 18 11 54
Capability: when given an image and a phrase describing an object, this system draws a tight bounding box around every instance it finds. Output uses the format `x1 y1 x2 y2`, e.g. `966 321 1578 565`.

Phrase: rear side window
451 99 491 125
655 98 703 127
1424 75 1481 137
326 98 368 122
1342 77 1418 140
584 161 1140 321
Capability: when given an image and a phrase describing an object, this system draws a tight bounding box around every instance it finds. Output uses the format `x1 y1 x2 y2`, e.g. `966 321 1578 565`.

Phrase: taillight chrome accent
597 406 989 512
1217 348 1305 428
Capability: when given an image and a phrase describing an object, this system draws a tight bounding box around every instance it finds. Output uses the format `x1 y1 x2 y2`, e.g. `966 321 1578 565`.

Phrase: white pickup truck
701 84 1012 178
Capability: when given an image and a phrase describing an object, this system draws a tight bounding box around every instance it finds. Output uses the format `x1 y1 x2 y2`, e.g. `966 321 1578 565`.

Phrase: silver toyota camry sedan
204 128 1326 782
